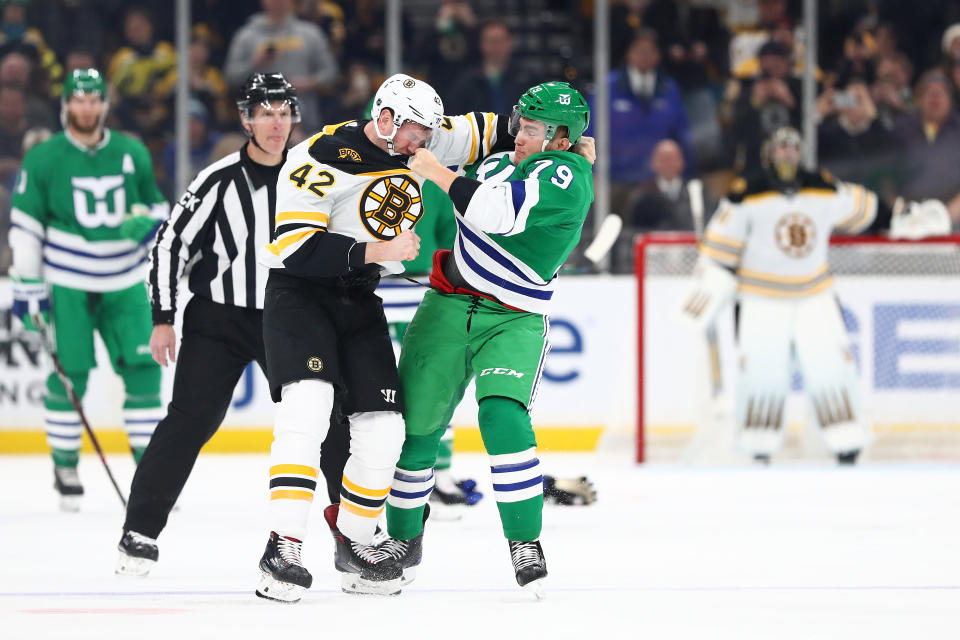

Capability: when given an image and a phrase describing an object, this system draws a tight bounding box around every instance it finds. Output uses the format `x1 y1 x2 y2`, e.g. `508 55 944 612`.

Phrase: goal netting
635 232 960 463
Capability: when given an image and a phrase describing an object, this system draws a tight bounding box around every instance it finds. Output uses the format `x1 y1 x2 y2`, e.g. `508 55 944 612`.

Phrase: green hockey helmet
60 68 108 130
509 81 590 144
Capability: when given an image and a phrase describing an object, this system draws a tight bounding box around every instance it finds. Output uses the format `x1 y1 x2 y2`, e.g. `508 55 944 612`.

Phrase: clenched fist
408 148 443 180
366 229 421 263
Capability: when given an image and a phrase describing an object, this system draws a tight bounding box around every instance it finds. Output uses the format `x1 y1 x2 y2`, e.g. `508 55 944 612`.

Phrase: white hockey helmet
371 73 444 155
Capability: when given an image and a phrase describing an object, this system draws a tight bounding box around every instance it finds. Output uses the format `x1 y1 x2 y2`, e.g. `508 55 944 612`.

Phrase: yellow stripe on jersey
275 211 330 225
355 168 414 178
307 120 354 146
270 489 315 502
844 190 876 233
270 464 319 479
699 243 741 266
798 188 836 198
737 263 829 285
742 191 781 204
265 228 323 255
342 475 390 499
466 112 479 165
836 185 866 231
483 112 495 157
704 229 744 250
738 275 835 298
340 500 384 519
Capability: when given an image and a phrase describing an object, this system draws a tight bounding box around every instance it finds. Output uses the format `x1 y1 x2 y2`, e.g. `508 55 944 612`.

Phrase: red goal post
634 232 960 463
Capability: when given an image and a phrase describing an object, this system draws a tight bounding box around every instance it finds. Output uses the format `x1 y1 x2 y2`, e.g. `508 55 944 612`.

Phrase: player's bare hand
365 230 421 263
150 324 177 367
571 136 596 164
408 148 442 179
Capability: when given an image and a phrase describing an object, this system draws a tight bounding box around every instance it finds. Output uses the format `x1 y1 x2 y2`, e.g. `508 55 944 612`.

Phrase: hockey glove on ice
11 271 49 332
543 475 597 506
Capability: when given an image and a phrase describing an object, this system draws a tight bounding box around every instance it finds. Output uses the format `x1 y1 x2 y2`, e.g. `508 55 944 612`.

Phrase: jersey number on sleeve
288 163 336 198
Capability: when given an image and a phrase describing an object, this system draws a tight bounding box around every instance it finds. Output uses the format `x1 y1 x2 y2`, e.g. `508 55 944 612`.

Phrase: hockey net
635 232 960 463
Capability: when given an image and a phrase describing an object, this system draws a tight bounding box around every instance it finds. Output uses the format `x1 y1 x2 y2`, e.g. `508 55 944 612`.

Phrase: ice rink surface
2 450 960 640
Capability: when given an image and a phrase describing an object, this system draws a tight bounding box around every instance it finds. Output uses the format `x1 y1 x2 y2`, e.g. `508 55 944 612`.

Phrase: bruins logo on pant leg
358 175 423 240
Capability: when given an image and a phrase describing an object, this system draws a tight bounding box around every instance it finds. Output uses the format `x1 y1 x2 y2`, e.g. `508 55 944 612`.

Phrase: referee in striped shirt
115 74 348 576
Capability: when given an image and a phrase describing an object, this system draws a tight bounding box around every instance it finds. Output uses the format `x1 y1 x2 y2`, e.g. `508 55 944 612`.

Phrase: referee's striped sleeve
147 160 226 325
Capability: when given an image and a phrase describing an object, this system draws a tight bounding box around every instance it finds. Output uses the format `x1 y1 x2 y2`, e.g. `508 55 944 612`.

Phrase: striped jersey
261 113 506 278
450 149 594 314
9 129 167 291
700 170 877 298
148 144 282 325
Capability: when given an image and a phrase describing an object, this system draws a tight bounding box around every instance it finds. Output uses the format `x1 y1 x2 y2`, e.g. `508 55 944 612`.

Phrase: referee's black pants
123 295 350 539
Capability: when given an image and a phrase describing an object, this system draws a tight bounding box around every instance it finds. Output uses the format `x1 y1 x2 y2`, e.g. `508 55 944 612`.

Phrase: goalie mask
371 73 444 155
763 126 802 184
237 72 300 151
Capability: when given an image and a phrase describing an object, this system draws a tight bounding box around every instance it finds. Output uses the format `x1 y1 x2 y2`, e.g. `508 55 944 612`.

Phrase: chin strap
373 118 400 155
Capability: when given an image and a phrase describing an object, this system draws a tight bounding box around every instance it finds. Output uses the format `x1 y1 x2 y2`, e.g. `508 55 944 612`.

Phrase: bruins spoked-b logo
358 175 423 240
306 357 323 372
774 213 816 258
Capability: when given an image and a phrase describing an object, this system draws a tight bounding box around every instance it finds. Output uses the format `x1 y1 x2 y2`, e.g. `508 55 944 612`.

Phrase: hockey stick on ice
688 179 723 398
31 313 128 508
584 214 623 265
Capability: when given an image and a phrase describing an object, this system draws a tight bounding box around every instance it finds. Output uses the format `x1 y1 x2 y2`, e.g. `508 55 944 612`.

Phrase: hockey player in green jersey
375 81 593 596
8 68 168 510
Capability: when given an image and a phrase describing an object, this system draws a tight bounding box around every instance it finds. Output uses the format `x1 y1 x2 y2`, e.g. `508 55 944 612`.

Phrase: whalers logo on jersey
774 213 816 258
358 175 423 240
72 175 127 229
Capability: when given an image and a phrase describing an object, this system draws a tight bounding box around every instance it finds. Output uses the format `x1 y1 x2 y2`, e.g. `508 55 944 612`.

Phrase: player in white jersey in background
682 127 950 464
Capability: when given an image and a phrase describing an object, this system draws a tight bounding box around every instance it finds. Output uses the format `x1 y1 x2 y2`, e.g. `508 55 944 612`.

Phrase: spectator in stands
818 79 895 190
610 0 649 66
420 0 477 92
726 41 801 176
0 83 28 186
160 98 220 199
587 28 694 217
154 30 232 131
834 29 878 88
0 50 53 128
728 0 793 76
445 19 532 115
894 70 960 224
108 6 177 140
63 48 98 76
224 0 337 132
941 24 960 105
630 139 715 231
871 53 914 132
296 0 346 60
0 0 60 100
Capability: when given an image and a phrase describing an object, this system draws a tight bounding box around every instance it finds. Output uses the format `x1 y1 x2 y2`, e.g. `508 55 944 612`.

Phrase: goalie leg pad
794 293 873 454
735 295 792 456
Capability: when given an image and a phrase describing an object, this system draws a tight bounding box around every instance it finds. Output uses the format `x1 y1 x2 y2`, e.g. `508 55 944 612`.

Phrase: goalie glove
678 255 738 331
543 475 597 506
889 198 951 240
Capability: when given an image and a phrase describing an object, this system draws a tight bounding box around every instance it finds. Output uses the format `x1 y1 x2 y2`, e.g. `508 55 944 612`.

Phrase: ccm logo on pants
479 368 525 378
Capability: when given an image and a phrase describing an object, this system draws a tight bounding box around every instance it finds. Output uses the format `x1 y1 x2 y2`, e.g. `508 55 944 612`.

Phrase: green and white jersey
10 129 167 291
451 149 594 313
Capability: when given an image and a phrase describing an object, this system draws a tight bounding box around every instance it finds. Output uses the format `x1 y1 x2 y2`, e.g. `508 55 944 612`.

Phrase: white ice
1 450 959 640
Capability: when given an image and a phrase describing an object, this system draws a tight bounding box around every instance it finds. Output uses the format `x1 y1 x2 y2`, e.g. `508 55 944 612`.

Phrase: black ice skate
508 539 547 599
837 449 860 465
429 475 482 521
323 503 401 596
53 466 83 512
375 504 430 586
115 530 159 576
255 531 313 603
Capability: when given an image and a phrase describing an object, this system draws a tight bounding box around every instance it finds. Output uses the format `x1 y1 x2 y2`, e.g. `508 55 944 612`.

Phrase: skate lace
375 537 409 562
277 536 303 566
510 542 541 571
127 531 156 546
351 541 382 563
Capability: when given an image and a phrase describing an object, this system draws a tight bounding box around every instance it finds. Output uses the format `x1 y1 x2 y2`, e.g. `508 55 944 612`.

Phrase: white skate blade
339 572 401 596
115 552 155 577
400 566 417 586
256 571 305 603
523 577 546 600
59 495 81 512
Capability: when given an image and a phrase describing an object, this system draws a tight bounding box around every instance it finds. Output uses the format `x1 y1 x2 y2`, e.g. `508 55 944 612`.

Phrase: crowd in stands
2 0 960 276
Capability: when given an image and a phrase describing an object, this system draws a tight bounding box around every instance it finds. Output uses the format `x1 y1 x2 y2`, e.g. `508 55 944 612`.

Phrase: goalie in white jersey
683 127 950 463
